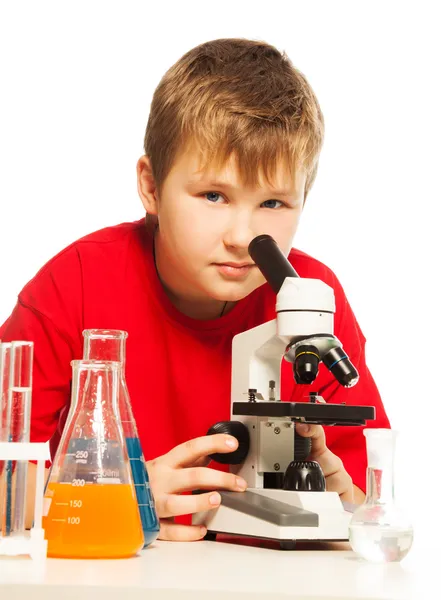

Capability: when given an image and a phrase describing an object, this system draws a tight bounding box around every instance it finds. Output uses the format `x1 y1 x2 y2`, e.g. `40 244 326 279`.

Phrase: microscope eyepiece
292 344 320 385
248 234 299 294
322 347 359 388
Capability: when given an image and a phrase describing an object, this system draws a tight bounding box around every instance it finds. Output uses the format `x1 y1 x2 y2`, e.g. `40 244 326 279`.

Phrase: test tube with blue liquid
82 329 159 547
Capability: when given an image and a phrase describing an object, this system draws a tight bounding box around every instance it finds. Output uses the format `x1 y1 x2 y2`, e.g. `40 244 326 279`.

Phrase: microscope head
249 234 359 389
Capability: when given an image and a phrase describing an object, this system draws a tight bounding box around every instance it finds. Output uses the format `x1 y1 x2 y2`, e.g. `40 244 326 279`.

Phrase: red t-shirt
0 218 390 493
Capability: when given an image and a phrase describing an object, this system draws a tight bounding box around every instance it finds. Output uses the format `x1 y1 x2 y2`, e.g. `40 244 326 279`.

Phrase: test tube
0 343 12 441
1 342 33 537
0 343 12 536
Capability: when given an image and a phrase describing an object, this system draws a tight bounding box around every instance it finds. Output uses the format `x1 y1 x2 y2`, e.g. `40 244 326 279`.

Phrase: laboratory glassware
0 341 33 538
83 329 159 547
349 428 413 562
42 360 144 558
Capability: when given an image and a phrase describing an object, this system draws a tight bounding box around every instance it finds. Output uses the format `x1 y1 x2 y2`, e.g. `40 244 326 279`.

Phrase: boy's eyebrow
189 178 294 197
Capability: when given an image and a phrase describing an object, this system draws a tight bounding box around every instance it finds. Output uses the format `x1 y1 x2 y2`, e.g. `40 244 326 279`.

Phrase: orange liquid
42 482 144 558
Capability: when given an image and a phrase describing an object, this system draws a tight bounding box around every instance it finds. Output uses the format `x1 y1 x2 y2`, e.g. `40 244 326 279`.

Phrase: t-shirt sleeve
0 247 84 458
285 262 391 494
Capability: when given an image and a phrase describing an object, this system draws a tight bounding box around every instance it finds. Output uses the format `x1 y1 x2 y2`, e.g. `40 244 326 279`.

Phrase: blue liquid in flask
81 329 160 548
45 436 159 548
126 437 160 547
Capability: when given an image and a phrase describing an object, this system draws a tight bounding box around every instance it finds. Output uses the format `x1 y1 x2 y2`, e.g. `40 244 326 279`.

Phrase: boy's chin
206 279 263 303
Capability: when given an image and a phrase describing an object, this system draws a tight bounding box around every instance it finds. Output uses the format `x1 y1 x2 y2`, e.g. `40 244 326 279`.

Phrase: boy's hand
146 434 248 541
295 423 355 503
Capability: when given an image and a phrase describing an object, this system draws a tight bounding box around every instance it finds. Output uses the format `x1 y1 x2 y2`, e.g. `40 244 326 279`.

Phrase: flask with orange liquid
42 360 144 558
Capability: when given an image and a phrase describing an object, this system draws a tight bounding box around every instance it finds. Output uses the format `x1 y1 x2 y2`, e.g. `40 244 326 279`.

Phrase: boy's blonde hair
144 38 324 198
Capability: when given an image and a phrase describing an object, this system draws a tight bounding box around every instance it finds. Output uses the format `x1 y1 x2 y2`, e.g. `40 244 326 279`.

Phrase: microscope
192 235 375 549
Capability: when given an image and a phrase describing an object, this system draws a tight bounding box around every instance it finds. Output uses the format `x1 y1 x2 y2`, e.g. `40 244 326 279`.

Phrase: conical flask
349 428 413 563
42 360 144 558
82 329 159 548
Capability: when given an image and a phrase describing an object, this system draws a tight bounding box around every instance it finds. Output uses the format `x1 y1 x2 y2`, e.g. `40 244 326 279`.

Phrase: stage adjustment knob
207 421 250 465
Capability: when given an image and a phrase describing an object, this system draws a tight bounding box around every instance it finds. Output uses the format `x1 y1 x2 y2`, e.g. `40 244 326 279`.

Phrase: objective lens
322 347 359 387
293 345 320 384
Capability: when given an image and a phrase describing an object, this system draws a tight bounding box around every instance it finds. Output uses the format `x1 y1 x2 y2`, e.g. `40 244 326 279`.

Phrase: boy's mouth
213 262 256 279
218 261 254 268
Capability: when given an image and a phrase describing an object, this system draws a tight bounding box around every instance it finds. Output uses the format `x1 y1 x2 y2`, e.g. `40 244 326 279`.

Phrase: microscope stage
233 401 374 425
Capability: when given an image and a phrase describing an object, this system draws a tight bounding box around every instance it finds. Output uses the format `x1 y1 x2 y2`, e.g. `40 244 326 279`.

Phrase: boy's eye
261 199 283 209
205 192 224 203
203 193 284 208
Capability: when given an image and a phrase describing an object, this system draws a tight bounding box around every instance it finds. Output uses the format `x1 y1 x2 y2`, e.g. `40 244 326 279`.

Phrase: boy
0 38 390 541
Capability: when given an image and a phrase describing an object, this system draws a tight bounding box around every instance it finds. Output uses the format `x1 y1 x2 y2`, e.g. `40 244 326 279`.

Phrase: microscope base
192 489 352 543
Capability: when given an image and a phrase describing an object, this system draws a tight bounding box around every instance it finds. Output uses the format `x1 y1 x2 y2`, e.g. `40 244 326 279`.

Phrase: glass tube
0 342 33 537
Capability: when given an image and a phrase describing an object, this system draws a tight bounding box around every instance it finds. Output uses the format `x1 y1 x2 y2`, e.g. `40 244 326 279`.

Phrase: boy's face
138 148 305 314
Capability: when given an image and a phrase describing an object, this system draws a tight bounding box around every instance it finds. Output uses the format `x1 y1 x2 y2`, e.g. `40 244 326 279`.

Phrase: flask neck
366 466 395 504
83 331 126 369
364 429 397 505
69 361 122 438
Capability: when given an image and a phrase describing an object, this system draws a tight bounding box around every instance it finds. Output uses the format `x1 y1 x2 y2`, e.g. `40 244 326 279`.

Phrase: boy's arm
354 486 366 503
288 264 391 495
325 293 390 496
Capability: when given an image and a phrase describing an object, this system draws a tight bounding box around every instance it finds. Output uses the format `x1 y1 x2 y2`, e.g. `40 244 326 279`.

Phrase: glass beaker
42 360 144 558
82 329 159 548
349 428 413 563
0 341 33 539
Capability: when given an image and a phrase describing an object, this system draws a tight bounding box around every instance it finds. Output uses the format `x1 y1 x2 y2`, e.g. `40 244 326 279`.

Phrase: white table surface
0 534 431 600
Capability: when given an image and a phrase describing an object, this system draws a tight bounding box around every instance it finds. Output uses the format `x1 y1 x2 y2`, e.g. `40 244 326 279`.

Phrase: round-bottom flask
349 428 413 563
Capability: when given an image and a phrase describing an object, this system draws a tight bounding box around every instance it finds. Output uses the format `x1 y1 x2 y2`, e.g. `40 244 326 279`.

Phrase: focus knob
283 460 326 492
207 421 250 465
294 432 312 461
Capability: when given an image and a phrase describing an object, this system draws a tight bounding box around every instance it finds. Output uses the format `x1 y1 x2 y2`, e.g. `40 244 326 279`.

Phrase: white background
1 0 440 561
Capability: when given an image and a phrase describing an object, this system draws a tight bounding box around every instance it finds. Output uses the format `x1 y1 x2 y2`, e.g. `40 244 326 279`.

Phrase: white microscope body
192 236 374 547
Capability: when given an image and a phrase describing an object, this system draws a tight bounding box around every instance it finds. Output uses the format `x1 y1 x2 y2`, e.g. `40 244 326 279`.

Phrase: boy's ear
137 155 159 214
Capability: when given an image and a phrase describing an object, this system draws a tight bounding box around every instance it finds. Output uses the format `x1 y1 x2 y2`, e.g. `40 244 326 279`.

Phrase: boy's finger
308 446 344 478
296 423 346 478
295 423 327 458
158 520 207 542
167 466 247 495
158 489 223 519
165 434 239 468
191 456 211 468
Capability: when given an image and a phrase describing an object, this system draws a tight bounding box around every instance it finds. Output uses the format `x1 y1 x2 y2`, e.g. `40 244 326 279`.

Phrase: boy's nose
222 216 256 251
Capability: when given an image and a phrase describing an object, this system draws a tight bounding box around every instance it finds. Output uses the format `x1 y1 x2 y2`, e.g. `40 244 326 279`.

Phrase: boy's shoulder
74 219 146 246
18 219 147 300
34 219 145 272
288 247 337 286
